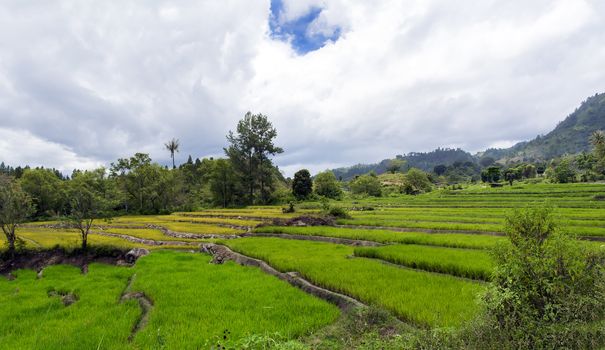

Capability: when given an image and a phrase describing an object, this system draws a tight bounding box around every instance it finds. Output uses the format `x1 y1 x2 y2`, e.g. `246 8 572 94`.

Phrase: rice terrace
3 1 605 349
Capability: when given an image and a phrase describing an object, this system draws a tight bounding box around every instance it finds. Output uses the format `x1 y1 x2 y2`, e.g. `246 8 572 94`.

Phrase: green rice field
2 182 605 347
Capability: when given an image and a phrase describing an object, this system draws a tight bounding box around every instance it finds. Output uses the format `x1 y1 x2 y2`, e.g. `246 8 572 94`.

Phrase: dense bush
402 168 432 195
468 206 605 349
314 171 343 199
350 173 382 197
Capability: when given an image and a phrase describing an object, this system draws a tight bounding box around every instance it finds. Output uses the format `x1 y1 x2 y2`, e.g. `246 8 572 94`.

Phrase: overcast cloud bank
0 0 604 175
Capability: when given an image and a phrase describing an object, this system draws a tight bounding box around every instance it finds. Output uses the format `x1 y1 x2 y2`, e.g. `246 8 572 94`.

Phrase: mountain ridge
329 92 605 180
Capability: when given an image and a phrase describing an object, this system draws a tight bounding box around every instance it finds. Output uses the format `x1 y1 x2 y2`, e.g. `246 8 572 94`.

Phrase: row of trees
290 167 433 199
1 113 288 252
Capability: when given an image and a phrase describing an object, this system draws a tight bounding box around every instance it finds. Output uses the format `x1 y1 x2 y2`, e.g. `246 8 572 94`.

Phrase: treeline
1 112 290 220
479 130 605 184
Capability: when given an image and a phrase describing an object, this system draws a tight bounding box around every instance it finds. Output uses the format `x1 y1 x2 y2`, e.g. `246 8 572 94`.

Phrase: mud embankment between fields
0 248 130 277
201 243 365 311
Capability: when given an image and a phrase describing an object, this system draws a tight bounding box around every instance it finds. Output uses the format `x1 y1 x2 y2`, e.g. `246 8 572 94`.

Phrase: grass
130 251 339 348
0 251 340 349
354 244 494 280
222 237 484 328
7 228 195 251
0 264 139 349
254 225 505 249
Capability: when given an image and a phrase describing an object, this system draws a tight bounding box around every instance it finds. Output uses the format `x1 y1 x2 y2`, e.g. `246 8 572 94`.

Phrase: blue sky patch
269 0 341 54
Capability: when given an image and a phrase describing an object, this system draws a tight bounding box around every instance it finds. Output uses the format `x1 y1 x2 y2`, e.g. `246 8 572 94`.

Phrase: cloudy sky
1 0 604 176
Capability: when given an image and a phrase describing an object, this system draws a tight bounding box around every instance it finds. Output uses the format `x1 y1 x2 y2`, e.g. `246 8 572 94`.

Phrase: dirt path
201 243 364 311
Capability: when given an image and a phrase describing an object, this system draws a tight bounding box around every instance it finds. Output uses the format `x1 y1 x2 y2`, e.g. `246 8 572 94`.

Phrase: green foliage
350 173 382 197
209 159 239 208
314 171 342 199
19 168 65 217
481 166 501 183
0 175 34 252
292 169 313 200
483 92 605 162
328 206 350 219
433 164 447 176
67 168 118 249
225 112 284 205
164 137 180 169
478 205 605 348
110 153 174 213
402 168 432 194
547 157 577 183
386 159 406 174
591 130 605 175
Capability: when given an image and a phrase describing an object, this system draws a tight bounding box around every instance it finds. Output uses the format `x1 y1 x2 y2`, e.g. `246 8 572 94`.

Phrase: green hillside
482 92 605 162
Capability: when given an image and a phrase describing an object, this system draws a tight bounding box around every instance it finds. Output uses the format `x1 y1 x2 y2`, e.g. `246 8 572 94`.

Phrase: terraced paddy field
2 182 605 347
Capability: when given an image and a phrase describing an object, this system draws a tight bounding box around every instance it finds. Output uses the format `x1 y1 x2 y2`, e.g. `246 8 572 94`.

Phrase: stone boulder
125 248 150 264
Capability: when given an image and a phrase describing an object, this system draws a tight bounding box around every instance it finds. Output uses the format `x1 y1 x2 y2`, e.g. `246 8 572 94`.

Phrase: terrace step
200 243 365 311
248 232 383 246
335 224 504 236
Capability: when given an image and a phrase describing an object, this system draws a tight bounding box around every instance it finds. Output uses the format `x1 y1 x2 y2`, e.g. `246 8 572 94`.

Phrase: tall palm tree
164 138 180 169
591 130 605 158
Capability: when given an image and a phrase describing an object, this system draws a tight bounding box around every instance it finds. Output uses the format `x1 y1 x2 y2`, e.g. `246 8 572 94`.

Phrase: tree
479 206 605 348
0 175 34 253
548 158 576 183
314 171 342 199
110 153 173 213
164 138 180 169
481 166 501 183
591 130 605 175
209 159 239 208
522 164 537 179
386 159 406 174
350 173 382 197
225 112 283 204
433 164 447 176
67 169 117 250
292 169 313 200
20 168 65 217
402 168 432 194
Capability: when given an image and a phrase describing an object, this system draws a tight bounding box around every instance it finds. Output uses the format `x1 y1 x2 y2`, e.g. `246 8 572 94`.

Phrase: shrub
314 171 343 199
470 205 605 349
402 168 432 195
349 173 382 197
328 206 351 219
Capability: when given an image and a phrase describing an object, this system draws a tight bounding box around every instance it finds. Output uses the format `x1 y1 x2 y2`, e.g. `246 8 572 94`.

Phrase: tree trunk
82 230 88 250
8 236 15 253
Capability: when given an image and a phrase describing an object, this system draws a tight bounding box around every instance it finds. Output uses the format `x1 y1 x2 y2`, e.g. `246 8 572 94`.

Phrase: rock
62 293 78 306
125 248 150 264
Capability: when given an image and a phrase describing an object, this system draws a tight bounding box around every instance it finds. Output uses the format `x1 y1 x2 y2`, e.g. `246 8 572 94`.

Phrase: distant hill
480 93 605 163
330 92 605 179
331 148 475 181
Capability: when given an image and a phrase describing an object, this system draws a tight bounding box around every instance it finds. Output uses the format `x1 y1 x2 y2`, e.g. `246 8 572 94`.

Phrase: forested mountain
331 93 605 178
331 148 475 180
480 93 605 163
